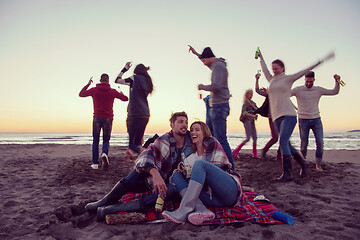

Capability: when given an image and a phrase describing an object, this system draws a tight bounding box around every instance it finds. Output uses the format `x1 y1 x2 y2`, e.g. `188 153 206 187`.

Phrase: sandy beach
0 144 359 240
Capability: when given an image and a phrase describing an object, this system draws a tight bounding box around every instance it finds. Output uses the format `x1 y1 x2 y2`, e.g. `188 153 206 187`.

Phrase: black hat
199 47 215 59
305 71 315 78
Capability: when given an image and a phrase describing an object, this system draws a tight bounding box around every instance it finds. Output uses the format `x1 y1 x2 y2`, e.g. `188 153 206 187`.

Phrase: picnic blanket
121 191 283 225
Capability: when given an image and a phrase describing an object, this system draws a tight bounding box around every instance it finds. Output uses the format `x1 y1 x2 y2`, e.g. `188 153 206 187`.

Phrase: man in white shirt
291 71 341 171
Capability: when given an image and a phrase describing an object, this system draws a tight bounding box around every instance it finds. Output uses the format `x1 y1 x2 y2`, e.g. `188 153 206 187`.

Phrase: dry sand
0 144 359 240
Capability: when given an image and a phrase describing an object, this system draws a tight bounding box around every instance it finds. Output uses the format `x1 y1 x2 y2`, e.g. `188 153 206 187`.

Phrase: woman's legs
164 161 239 224
191 160 239 207
132 117 149 153
274 116 297 156
250 122 259 158
126 117 149 161
233 121 251 158
262 117 279 159
274 116 297 181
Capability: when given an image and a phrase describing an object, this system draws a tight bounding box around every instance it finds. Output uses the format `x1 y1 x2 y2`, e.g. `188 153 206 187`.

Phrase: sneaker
101 153 109 168
91 164 99 170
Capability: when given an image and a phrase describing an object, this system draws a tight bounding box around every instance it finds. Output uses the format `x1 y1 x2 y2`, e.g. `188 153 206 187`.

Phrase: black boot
276 155 293 182
85 180 129 213
292 151 309 177
97 198 145 221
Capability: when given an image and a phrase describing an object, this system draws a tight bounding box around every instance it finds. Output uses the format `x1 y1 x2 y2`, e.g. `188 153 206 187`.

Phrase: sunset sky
0 0 359 134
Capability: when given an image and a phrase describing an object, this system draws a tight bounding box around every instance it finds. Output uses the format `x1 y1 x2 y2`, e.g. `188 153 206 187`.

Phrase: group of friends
79 45 341 225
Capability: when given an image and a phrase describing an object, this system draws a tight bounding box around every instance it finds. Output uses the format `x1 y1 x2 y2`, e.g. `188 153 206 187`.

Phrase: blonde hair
243 89 253 103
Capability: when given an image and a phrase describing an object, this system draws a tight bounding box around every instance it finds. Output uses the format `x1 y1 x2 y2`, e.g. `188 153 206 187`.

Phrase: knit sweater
291 83 340 119
260 58 322 121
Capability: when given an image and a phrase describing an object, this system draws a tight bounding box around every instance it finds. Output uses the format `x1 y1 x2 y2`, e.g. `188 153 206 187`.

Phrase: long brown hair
134 64 153 94
190 121 212 153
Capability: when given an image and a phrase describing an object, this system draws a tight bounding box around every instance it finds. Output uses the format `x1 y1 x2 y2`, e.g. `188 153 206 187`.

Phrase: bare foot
316 164 324 172
125 148 135 162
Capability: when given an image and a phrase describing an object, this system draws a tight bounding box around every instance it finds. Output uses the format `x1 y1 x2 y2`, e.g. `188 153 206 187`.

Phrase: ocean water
0 131 359 150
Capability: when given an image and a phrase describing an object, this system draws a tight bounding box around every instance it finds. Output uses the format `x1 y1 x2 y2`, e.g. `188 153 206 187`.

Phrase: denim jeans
203 96 214 135
92 117 113 164
299 117 324 163
210 103 234 168
273 116 297 156
126 117 149 153
241 120 257 145
123 170 179 209
170 160 238 207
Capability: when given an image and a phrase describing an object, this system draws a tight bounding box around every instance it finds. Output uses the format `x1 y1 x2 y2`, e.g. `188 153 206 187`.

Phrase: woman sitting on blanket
162 121 243 225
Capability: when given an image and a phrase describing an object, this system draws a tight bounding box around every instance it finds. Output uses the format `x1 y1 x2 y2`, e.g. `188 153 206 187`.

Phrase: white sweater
260 58 322 121
291 83 340 119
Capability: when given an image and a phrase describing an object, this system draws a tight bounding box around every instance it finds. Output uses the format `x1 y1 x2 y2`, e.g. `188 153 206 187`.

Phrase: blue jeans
241 120 257 145
210 103 234 168
126 117 149 153
170 160 238 207
92 117 113 164
123 170 179 209
299 118 324 164
203 95 214 135
273 116 297 156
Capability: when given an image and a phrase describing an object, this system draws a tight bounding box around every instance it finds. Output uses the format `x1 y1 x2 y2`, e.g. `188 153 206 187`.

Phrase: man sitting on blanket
85 111 193 221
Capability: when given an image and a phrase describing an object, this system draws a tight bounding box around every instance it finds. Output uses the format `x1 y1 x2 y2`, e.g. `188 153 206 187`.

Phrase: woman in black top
116 62 153 161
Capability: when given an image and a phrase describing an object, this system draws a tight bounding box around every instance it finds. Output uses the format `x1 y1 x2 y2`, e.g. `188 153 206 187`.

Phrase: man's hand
188 45 199 56
198 84 205 90
88 77 93 85
333 74 340 81
149 168 167 198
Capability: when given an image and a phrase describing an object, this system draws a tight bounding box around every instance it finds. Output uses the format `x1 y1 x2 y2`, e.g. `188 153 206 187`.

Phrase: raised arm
188 45 200 57
255 72 268 97
321 74 341 95
288 51 335 83
79 77 93 97
115 62 133 85
257 50 272 82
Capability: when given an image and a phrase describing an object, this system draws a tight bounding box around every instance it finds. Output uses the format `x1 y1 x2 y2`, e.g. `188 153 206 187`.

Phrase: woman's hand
322 51 335 63
260 87 268 94
177 162 185 173
125 61 132 69
149 168 167 198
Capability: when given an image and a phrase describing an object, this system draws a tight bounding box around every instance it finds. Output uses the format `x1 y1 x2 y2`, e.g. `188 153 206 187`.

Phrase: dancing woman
115 62 153 161
257 49 334 181
232 89 259 159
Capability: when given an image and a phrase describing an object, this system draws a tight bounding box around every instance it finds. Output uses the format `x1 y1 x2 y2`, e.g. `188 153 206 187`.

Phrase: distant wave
0 132 359 150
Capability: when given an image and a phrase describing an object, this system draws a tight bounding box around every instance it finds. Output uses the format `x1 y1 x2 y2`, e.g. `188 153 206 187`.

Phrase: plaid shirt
202 137 244 206
135 130 193 187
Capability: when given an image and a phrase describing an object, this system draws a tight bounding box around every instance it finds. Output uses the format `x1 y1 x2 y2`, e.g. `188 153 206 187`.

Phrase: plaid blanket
121 191 282 225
